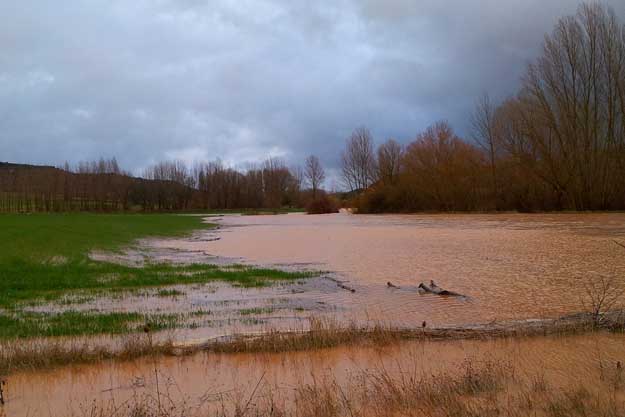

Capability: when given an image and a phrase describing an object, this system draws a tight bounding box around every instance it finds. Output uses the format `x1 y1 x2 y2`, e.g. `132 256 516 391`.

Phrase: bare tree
144 160 193 186
518 3 625 210
304 155 325 199
290 165 304 191
472 94 500 207
377 139 403 185
582 275 625 325
341 127 377 191
262 157 292 208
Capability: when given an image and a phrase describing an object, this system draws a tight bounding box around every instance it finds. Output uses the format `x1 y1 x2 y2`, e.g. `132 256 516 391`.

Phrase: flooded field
3 212 625 416
156 212 625 328
17 212 624 344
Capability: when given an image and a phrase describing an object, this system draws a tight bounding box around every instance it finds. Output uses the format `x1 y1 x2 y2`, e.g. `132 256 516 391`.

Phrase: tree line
0 155 328 213
349 3 625 213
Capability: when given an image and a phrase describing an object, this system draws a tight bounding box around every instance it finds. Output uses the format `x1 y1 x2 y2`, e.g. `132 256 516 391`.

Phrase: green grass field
0 213 310 339
0 213 211 262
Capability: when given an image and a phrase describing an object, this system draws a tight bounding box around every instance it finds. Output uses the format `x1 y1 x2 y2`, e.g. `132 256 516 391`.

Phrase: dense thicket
353 3 625 213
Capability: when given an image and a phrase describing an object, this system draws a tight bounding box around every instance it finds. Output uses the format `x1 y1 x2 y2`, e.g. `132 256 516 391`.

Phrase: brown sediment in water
3 329 625 417
6 212 622 368
154 212 625 328
23 212 625 353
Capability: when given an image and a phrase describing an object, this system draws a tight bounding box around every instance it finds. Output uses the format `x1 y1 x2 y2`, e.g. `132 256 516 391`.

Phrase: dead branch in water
324 276 356 293
582 275 625 326
238 372 266 417
579 241 625 325
418 282 464 297
337 283 356 293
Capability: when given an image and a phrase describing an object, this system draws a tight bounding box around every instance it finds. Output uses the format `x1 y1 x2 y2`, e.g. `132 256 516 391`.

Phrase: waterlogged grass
0 213 211 307
0 311 179 339
156 288 185 297
239 307 276 315
0 261 312 307
0 213 311 307
0 213 313 339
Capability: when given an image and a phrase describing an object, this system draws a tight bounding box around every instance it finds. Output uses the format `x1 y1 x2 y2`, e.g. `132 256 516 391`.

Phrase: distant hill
0 162 198 212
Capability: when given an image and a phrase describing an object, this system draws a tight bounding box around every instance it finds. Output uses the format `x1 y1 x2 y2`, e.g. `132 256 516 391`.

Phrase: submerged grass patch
156 288 185 297
0 213 314 339
238 307 276 315
1 261 312 308
0 311 180 339
0 213 218 307
0 213 311 308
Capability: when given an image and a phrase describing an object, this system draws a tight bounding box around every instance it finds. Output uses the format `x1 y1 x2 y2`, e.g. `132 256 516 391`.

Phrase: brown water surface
5 332 625 416
155 212 625 327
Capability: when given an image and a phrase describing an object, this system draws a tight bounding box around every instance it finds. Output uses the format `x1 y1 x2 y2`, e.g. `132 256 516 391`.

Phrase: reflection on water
155 212 625 327
5 332 625 416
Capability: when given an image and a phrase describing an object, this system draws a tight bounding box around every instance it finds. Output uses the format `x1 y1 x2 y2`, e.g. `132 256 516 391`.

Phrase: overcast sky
1 1 624 182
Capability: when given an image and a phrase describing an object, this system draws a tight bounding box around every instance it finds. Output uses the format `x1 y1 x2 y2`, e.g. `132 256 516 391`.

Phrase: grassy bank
0 213 311 339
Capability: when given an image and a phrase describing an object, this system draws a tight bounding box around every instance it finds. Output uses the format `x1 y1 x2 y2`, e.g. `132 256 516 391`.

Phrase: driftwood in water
324 276 356 293
418 282 462 297
338 283 356 293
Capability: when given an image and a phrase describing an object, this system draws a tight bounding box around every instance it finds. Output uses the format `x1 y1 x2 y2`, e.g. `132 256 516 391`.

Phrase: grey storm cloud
1 0 625 179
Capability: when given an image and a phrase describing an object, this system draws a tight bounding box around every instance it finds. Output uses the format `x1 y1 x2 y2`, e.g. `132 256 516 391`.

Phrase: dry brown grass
205 318 406 354
0 333 175 376
2 312 624 377
202 311 625 356
78 356 625 417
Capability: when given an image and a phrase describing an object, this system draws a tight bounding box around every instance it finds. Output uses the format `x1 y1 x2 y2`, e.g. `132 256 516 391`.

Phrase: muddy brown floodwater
157 212 625 327
5 333 625 416
4 212 625 416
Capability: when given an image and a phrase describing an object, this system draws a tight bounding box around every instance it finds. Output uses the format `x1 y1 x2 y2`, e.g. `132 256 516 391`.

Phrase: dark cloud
1 0 624 177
